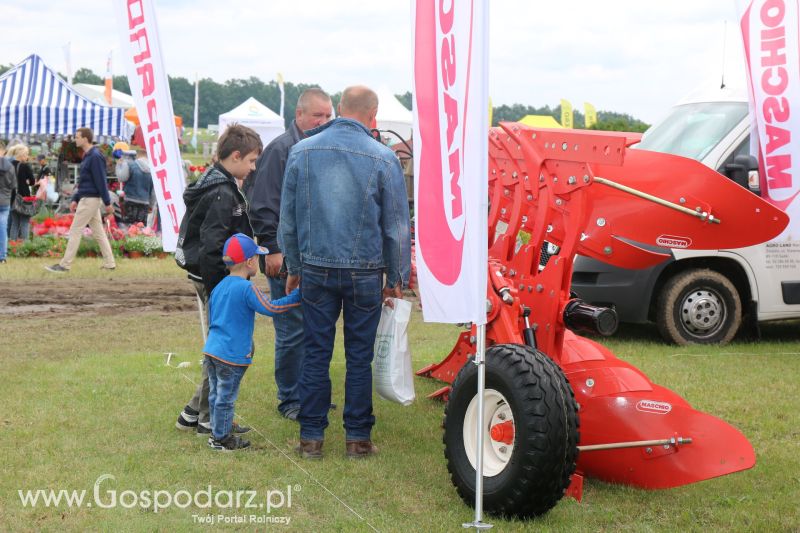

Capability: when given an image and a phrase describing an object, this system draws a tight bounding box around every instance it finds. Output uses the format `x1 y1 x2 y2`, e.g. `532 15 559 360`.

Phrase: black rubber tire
443 344 579 519
656 268 742 345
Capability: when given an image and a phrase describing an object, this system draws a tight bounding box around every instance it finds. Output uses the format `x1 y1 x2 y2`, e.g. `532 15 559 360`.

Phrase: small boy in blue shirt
205 233 301 451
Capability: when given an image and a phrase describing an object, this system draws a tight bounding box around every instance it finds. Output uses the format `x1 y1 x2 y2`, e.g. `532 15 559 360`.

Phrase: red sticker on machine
636 400 672 415
656 235 692 248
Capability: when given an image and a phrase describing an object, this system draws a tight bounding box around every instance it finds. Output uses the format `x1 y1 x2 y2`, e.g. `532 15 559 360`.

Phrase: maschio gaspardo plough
416 124 789 518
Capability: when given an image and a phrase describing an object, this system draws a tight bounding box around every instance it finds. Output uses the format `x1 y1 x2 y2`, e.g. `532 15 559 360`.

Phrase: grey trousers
187 280 210 423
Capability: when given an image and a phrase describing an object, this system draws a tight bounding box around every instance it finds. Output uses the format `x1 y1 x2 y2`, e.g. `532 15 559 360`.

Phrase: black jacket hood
183 163 235 208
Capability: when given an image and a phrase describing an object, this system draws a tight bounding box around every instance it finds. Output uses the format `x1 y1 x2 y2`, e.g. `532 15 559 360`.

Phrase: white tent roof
376 89 412 144
218 97 284 146
73 83 135 108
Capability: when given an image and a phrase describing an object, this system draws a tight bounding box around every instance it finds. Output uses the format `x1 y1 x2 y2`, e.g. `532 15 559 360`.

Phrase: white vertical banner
113 0 185 251
413 0 489 325
738 0 800 239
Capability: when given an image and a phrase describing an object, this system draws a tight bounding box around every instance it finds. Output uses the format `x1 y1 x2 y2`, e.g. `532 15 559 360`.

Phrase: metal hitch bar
578 436 693 452
594 176 721 224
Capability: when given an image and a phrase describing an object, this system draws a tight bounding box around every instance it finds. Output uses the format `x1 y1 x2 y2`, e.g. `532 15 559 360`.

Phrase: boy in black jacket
174 124 262 435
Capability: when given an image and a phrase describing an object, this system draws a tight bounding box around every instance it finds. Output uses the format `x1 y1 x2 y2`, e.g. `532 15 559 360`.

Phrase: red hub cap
490 420 515 445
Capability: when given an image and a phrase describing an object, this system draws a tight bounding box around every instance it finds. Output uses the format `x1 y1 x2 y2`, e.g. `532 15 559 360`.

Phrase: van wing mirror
725 154 760 195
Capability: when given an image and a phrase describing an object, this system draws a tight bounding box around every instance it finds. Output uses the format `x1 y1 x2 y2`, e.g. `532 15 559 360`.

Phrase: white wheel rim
681 288 725 336
463 388 515 477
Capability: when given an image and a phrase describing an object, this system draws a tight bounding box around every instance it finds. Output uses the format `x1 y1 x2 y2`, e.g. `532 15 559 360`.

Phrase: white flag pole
411 0 490 527
466 0 491 529
463 323 492 530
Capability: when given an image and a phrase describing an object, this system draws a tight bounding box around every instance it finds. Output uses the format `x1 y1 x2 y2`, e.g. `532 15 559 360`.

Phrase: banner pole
196 293 207 343
463 323 492 530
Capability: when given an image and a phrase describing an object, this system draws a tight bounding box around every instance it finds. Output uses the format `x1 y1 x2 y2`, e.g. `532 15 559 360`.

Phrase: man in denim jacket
279 85 411 459
115 143 153 224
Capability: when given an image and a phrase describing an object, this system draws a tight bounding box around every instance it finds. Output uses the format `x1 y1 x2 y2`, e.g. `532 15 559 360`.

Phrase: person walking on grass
173 124 262 437
279 85 411 459
45 128 116 272
204 233 301 451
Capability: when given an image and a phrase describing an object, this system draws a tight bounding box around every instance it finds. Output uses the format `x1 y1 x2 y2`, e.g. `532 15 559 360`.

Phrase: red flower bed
33 215 74 237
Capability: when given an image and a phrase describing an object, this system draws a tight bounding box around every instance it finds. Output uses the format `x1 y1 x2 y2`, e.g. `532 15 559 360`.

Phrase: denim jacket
278 117 411 288
116 157 153 205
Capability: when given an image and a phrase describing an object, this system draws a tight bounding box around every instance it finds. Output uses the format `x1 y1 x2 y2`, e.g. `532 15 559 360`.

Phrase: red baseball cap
222 233 268 265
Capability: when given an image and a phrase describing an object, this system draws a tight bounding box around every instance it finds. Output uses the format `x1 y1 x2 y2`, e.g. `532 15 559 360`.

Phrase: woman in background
7 144 35 241
0 142 15 263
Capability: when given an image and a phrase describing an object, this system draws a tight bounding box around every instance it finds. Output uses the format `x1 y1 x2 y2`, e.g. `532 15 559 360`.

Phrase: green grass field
182 128 218 167
1 259 799 532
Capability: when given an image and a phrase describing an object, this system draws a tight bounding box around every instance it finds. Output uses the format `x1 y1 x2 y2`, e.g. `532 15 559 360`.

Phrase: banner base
462 521 493 530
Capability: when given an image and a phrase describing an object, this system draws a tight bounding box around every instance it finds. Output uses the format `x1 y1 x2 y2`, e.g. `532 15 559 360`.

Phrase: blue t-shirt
203 276 300 365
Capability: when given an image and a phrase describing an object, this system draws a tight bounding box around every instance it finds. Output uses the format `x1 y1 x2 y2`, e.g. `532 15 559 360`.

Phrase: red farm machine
415 124 789 518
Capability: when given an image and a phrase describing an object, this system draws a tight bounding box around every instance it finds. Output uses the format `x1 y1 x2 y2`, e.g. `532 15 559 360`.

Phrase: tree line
401 93 648 132
1 64 649 132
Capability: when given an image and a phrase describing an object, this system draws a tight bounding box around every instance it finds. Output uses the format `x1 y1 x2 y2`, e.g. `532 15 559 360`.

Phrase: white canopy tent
376 89 413 144
73 83 135 108
0 54 129 140
218 97 284 147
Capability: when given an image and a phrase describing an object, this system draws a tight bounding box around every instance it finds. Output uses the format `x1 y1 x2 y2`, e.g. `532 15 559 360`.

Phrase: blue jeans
268 276 306 414
206 356 248 440
297 265 383 442
9 211 31 241
0 205 9 260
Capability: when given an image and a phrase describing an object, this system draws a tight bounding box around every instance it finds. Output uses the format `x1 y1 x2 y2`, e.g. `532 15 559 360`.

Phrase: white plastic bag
373 298 415 405
46 176 59 203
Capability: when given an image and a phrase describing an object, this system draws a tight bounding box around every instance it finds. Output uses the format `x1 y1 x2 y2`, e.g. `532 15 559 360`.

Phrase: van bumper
570 255 672 323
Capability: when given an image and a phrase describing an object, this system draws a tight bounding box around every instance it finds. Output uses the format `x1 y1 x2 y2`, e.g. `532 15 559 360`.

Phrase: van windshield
634 102 748 161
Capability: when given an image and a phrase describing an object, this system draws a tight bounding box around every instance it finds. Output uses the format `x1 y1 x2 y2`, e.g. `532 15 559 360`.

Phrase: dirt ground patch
0 278 199 318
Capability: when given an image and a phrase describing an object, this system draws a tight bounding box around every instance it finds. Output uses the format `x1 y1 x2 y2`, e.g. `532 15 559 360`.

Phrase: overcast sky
2 1 745 124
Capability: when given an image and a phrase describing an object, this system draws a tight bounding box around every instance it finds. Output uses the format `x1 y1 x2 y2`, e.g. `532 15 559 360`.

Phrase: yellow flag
560 99 573 129
584 102 597 129
488 96 493 127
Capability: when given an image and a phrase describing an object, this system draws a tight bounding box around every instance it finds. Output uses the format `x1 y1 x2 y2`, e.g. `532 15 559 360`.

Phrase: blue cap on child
222 233 268 265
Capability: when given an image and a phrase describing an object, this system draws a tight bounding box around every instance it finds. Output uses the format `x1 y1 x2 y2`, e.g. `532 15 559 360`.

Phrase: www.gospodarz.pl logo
18 474 298 518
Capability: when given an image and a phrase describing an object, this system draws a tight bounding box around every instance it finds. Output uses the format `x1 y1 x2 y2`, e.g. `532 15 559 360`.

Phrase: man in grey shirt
247 88 333 420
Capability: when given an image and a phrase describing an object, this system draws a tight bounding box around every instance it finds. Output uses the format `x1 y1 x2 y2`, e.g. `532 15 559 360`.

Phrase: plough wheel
443 344 579 518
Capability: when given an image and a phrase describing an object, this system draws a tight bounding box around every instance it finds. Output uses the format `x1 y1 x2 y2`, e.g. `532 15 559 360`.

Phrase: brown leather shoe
294 439 323 459
346 440 379 459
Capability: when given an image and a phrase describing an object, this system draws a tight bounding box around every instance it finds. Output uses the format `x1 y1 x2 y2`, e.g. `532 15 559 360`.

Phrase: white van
571 85 800 344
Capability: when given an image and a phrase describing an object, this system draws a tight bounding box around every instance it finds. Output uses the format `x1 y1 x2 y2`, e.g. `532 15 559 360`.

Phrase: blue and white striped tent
0 54 128 139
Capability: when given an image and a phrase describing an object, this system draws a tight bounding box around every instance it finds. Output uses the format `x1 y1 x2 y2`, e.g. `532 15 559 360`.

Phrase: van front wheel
656 269 741 345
